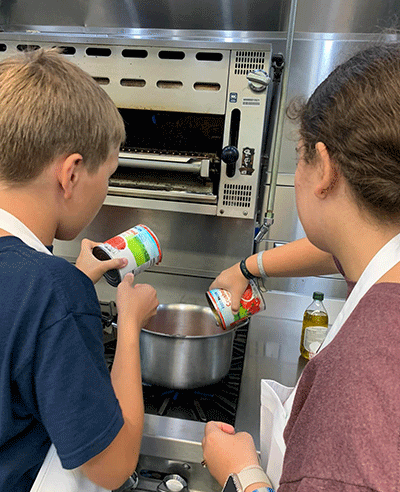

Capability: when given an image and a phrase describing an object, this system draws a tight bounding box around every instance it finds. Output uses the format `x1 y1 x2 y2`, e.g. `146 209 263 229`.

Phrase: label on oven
229 92 238 103
242 97 261 107
239 147 255 175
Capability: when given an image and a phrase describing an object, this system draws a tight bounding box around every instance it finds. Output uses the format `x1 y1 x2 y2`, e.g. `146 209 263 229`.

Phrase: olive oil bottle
300 291 329 360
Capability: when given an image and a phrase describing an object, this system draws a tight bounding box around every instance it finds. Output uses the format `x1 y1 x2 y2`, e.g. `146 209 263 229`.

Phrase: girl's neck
331 220 400 283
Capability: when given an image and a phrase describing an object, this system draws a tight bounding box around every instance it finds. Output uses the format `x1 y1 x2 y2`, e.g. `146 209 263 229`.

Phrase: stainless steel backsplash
1 0 399 33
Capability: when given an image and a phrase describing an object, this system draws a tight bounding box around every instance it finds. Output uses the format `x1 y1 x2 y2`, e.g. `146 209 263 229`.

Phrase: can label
93 224 162 286
206 279 265 330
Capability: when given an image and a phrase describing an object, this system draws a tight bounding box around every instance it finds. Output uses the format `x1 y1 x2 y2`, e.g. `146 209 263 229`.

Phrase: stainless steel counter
235 313 306 450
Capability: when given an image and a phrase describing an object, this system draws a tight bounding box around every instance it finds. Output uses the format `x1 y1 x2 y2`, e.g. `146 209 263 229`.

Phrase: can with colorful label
206 279 266 330
92 224 162 287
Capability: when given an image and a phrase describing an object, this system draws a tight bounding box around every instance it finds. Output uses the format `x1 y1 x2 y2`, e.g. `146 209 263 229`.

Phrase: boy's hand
116 273 159 335
75 238 128 284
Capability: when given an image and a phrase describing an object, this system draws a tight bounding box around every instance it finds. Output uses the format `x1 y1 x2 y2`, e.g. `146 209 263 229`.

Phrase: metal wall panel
1 0 399 33
0 0 289 31
296 0 400 33
255 183 348 299
53 204 256 279
276 34 397 175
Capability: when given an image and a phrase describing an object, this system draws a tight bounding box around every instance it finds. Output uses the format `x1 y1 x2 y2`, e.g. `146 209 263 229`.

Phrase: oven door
105 108 223 214
108 152 217 205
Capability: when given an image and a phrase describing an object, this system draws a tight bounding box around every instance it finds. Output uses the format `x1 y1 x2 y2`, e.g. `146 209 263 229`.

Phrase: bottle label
304 325 328 358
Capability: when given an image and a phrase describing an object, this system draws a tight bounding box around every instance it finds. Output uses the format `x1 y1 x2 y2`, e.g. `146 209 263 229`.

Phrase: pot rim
141 303 246 339
140 326 238 339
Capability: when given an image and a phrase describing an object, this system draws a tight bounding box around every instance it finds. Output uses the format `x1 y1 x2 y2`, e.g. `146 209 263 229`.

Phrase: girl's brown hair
0 48 125 183
289 43 400 222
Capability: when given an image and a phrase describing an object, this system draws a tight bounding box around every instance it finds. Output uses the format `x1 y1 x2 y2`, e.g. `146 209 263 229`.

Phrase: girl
202 43 400 492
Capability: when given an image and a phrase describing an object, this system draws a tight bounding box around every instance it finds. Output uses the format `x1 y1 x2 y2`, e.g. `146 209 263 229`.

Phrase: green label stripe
127 236 151 266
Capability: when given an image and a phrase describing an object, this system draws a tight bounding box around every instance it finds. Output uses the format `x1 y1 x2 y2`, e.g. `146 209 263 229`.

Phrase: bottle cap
313 291 324 301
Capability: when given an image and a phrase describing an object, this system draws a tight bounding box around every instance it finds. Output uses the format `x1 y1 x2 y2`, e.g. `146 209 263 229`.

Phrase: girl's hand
75 238 128 284
209 263 249 313
202 421 260 486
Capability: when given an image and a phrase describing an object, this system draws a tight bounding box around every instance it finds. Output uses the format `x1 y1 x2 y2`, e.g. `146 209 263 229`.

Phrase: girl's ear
314 142 338 198
57 153 84 199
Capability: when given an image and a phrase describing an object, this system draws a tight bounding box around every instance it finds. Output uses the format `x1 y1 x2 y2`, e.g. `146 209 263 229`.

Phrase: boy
0 48 159 491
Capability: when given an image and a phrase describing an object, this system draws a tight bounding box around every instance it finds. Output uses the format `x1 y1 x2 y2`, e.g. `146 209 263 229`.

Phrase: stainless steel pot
140 303 237 389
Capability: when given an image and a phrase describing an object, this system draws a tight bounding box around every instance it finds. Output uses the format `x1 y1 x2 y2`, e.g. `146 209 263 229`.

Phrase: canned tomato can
92 224 162 287
206 279 265 330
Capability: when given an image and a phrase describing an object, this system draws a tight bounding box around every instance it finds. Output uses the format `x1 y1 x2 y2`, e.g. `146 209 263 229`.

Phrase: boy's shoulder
0 236 97 312
0 235 76 272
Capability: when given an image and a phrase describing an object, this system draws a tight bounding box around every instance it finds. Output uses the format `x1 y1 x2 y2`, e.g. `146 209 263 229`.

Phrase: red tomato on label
241 285 253 301
106 236 126 250
248 299 261 315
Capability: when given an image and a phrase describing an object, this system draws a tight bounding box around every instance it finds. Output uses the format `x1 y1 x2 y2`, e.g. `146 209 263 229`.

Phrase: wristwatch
240 258 257 280
221 465 274 492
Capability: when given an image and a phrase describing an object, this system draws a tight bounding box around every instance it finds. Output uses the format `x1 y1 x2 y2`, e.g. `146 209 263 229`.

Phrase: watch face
224 475 239 492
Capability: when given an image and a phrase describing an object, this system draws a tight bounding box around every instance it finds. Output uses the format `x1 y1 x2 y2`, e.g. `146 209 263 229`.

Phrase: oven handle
118 155 210 177
107 186 217 204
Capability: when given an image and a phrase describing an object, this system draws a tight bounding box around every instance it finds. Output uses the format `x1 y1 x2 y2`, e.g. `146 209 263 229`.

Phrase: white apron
0 209 109 492
260 231 400 490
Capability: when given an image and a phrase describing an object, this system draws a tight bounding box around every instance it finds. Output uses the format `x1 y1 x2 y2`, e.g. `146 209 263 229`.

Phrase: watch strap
240 258 257 280
236 465 271 491
253 488 275 492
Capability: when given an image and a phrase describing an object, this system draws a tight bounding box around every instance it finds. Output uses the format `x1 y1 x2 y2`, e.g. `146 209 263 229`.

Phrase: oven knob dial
247 69 271 92
114 471 139 491
158 474 188 492
221 146 239 178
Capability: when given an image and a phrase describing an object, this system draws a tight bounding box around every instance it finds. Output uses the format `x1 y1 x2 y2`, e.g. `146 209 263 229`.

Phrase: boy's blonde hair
0 48 125 183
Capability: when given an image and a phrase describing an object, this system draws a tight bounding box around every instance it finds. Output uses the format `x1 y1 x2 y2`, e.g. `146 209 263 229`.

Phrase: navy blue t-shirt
0 237 124 492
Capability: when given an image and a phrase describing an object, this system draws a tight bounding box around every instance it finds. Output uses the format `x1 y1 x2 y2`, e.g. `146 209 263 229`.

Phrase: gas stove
104 326 248 426
101 301 249 492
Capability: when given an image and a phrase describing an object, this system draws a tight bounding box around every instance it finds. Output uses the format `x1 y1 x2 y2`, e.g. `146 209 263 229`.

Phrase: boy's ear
57 153 84 199
314 142 338 198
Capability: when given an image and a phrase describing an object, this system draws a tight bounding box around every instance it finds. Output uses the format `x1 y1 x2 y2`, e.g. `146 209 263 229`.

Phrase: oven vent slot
59 46 76 55
194 82 220 91
86 47 111 57
122 49 148 58
222 184 252 207
121 78 146 87
17 44 40 52
158 50 185 60
94 77 110 85
157 80 183 89
196 52 223 62
234 51 266 75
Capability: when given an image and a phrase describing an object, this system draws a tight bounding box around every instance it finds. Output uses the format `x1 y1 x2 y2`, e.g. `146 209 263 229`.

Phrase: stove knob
158 474 188 492
113 471 139 491
221 146 239 178
247 69 271 92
